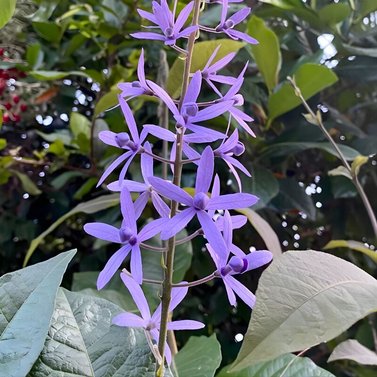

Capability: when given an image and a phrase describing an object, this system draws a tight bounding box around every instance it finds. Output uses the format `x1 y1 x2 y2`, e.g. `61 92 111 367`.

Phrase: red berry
13 113 21 122
3 113 10 122
12 94 20 104
20 103 27 112
4 102 12 110
0 48 4 57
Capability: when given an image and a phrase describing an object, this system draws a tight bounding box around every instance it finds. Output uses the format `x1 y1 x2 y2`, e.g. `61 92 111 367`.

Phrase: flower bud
115 132 130 148
229 256 247 273
119 226 133 243
193 192 209 210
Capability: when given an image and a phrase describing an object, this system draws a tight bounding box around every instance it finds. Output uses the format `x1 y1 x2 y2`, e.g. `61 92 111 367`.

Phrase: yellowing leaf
324 239 377 263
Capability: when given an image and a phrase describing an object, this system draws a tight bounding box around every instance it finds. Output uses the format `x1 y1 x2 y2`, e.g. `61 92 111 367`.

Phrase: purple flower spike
216 1 258 44
97 96 148 187
113 272 204 365
107 142 170 218
84 187 165 287
202 45 237 96
131 1 198 46
148 147 258 259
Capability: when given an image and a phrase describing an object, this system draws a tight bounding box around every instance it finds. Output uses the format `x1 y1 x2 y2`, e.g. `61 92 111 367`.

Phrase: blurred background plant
1 0 376 375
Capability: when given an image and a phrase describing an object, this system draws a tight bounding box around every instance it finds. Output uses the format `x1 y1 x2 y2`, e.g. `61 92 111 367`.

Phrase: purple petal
224 63 247 99
138 218 165 241
230 109 255 137
228 7 251 25
210 74 237 85
130 244 143 284
183 71 202 105
174 1 194 33
97 245 131 289
203 45 221 71
243 250 273 271
118 96 139 143
118 84 146 97
134 191 150 219
98 130 120 148
160 208 196 240
97 151 132 187
226 159 242 192
197 211 228 261
186 123 225 141
130 32 166 41
147 80 179 117
120 187 137 232
224 155 251 176
137 9 157 24
120 271 151 319
141 141 154 183
215 214 247 230
118 152 137 185
208 52 236 74
84 222 121 243
221 0 228 25
143 124 176 142
206 243 223 269
167 320 205 330
107 179 147 192
195 146 214 194
148 176 192 206
230 244 246 258
175 25 198 39
154 0 172 31
222 210 233 249
193 100 233 122
207 193 259 210
224 275 256 308
137 49 148 88
228 29 258 44
223 277 237 306
112 312 146 328
182 143 201 161
208 174 220 218
151 191 170 218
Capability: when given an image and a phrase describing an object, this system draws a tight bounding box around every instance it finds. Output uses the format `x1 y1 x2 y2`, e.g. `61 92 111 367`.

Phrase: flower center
182 102 198 118
193 192 209 210
224 19 235 30
119 226 134 243
129 235 138 246
115 132 130 148
131 81 141 88
220 265 232 276
229 256 248 273
232 94 244 106
164 27 174 39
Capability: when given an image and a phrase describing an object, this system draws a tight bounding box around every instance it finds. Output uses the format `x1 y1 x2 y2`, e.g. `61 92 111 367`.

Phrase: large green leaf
318 3 351 25
0 0 16 29
175 335 222 377
23 194 120 266
328 339 377 365
167 39 245 98
28 289 173 377
0 250 77 377
248 16 281 92
219 353 335 376
232 250 377 370
268 64 338 123
94 89 121 116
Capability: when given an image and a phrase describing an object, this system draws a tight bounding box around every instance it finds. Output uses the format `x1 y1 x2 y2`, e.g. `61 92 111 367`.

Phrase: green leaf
260 142 360 161
70 112 91 153
324 240 377 263
232 250 377 370
94 89 121 117
28 289 173 377
343 44 377 58
31 21 63 43
268 64 338 123
0 138 6 150
167 39 245 98
328 165 352 180
236 208 282 257
23 194 120 266
358 0 377 19
0 250 76 377
272 179 316 220
29 70 89 80
175 335 222 377
248 16 281 91
219 353 335 376
318 3 351 25
26 43 44 70
0 0 16 29
328 339 377 365
11 170 42 195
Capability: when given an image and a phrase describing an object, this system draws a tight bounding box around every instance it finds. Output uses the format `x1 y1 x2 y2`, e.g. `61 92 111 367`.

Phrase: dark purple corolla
113 272 204 364
84 187 165 287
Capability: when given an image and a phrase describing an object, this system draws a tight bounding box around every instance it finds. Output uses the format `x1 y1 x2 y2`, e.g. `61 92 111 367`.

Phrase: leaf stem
156 2 202 375
288 76 377 240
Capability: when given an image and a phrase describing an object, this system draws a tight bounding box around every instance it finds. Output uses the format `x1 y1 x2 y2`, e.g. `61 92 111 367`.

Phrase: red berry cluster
0 48 28 124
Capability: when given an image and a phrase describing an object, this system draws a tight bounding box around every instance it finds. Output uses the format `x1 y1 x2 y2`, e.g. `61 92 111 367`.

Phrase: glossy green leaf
219 353 335 376
167 39 245 98
0 0 16 29
26 43 44 70
94 89 121 116
260 142 360 161
23 194 120 266
175 335 222 377
236 208 282 257
318 3 351 25
324 240 377 263
328 339 377 365
268 64 338 123
31 21 63 43
30 70 89 80
28 288 173 377
232 250 377 370
0 250 76 377
248 16 281 91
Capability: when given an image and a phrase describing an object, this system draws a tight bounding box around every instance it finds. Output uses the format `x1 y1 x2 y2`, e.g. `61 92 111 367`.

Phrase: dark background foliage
1 0 376 375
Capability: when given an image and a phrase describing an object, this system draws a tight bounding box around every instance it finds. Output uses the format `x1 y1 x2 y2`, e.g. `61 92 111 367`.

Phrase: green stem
155 2 201 376
288 76 377 240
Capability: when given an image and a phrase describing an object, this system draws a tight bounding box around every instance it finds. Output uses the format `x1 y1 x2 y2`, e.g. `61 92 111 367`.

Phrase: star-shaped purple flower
207 211 273 307
97 96 148 186
148 147 258 259
113 272 204 364
216 1 258 44
84 187 165 287
107 142 170 218
131 0 198 46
